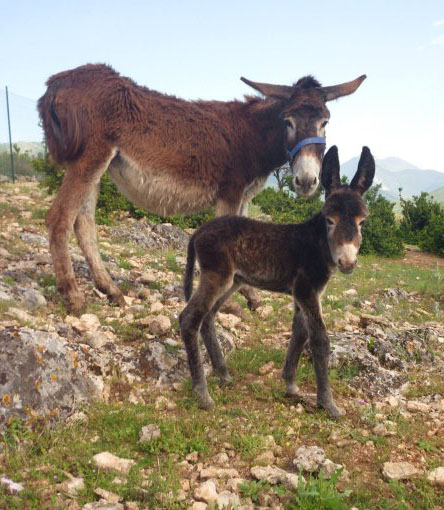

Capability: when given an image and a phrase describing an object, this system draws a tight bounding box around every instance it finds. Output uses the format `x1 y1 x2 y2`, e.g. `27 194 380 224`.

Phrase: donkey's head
241 75 366 196
321 145 375 274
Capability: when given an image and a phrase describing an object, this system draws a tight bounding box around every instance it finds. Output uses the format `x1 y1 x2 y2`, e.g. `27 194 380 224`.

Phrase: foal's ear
321 145 341 196
350 146 375 195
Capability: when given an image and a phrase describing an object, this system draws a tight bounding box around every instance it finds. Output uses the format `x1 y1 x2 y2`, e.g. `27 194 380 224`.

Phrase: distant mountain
0 141 44 157
431 186 444 204
340 156 444 201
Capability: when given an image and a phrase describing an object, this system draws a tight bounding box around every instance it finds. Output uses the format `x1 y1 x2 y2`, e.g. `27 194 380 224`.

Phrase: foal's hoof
217 372 233 387
198 394 215 410
319 401 345 418
284 383 299 397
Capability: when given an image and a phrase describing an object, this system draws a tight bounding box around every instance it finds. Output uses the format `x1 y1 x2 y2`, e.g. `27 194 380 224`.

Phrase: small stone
23 288 47 308
386 396 399 408
150 301 164 313
124 503 139 510
66 313 101 333
382 462 420 481
82 502 123 510
406 401 430 413
139 271 157 284
216 490 241 509
138 288 151 300
194 480 218 502
343 288 358 297
293 445 326 472
200 467 239 479
191 503 207 510
258 361 274 375
257 305 274 318
226 478 245 492
139 424 161 443
154 396 176 410
94 487 121 503
93 452 136 475
84 330 109 349
213 452 229 465
139 315 171 335
186 451 199 463
254 450 275 464
67 411 88 424
319 459 343 479
56 476 85 496
220 301 243 318
251 465 300 489
217 313 241 330
6 307 35 324
427 466 444 487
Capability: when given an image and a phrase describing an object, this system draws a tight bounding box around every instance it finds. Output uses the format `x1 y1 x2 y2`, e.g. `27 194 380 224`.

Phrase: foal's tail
183 235 197 302
38 78 88 164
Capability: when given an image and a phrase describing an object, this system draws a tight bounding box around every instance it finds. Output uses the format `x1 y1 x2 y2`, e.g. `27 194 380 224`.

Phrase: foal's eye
359 219 366 227
321 120 329 128
285 119 294 129
326 218 335 226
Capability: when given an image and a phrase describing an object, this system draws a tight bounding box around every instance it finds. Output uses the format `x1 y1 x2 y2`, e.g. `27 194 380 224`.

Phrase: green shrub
360 184 404 257
252 187 323 224
400 192 442 244
418 207 444 256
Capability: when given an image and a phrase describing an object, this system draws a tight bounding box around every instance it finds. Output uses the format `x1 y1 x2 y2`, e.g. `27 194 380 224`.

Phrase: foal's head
321 145 375 274
241 74 366 196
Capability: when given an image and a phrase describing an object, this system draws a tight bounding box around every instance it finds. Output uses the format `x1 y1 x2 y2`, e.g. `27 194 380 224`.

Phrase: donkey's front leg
297 295 344 417
282 305 309 396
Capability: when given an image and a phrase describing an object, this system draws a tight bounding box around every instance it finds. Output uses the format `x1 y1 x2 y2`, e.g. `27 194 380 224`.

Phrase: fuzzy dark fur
179 146 375 416
38 63 365 313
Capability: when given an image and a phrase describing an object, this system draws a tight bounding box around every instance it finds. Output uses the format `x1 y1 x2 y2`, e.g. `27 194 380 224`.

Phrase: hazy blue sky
1 0 443 170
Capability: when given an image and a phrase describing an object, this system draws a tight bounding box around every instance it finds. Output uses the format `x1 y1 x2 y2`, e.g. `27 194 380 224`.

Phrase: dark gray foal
179 146 375 417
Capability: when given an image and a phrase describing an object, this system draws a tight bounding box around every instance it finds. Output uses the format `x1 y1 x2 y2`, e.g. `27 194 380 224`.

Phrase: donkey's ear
350 146 375 195
240 77 294 99
321 146 341 196
321 75 366 101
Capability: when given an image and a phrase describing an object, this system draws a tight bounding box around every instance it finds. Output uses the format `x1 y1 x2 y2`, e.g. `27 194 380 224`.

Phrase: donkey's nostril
295 176 301 186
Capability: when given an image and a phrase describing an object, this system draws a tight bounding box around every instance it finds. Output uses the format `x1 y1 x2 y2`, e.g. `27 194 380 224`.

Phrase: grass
1 181 444 509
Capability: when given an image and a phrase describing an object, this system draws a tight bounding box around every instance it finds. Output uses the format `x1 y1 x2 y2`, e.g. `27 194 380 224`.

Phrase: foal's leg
296 293 344 417
282 305 309 396
46 148 115 314
73 182 125 306
200 280 242 385
180 272 233 409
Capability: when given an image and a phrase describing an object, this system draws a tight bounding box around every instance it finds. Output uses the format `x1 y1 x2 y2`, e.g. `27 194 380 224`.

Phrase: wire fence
0 88 44 181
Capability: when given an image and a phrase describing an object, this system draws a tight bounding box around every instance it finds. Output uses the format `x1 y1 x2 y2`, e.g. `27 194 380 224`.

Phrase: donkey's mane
294 75 322 89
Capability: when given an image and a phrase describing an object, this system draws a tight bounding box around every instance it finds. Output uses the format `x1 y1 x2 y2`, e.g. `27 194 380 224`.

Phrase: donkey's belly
107 153 216 216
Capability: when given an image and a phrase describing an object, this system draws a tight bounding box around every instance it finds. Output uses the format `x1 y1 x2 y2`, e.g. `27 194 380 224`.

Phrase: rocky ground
1 181 444 510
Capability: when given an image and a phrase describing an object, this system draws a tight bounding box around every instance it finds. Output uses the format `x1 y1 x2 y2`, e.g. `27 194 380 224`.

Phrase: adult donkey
38 64 366 313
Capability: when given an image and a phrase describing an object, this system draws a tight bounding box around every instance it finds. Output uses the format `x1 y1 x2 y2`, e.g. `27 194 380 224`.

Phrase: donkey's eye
359 219 366 227
321 120 329 128
326 218 335 226
284 119 295 130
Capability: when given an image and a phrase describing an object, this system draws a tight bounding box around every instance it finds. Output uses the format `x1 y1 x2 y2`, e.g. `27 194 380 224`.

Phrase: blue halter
287 137 326 161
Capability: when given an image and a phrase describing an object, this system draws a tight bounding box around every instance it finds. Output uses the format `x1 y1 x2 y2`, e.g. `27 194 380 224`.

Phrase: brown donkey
179 146 375 417
38 64 366 313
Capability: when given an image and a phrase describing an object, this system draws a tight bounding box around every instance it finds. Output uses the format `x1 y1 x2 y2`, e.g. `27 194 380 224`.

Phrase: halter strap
287 137 326 161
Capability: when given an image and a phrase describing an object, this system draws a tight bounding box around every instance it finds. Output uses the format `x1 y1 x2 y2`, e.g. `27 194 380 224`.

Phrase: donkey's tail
38 83 88 164
183 235 197 302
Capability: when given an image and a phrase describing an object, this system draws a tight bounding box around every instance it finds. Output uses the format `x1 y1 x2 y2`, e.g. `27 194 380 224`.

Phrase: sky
0 0 443 171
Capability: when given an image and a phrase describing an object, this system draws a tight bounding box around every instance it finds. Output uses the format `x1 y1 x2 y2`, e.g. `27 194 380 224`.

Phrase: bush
360 184 404 257
33 153 214 227
252 187 323 224
400 192 442 244
0 146 38 178
418 207 444 256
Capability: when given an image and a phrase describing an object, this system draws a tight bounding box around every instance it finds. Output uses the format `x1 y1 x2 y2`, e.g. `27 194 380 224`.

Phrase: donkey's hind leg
73 182 125 307
46 148 115 314
200 279 242 385
179 272 233 409
282 305 309 396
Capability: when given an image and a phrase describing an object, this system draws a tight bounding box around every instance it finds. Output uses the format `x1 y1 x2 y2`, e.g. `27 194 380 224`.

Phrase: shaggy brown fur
179 146 375 416
38 64 366 313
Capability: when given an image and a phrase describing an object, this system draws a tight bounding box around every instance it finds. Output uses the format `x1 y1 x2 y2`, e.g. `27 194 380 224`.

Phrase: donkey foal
179 146 375 417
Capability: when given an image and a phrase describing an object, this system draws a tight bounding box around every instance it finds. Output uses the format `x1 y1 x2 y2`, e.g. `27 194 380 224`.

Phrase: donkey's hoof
319 401 345 418
108 291 126 307
66 295 86 316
